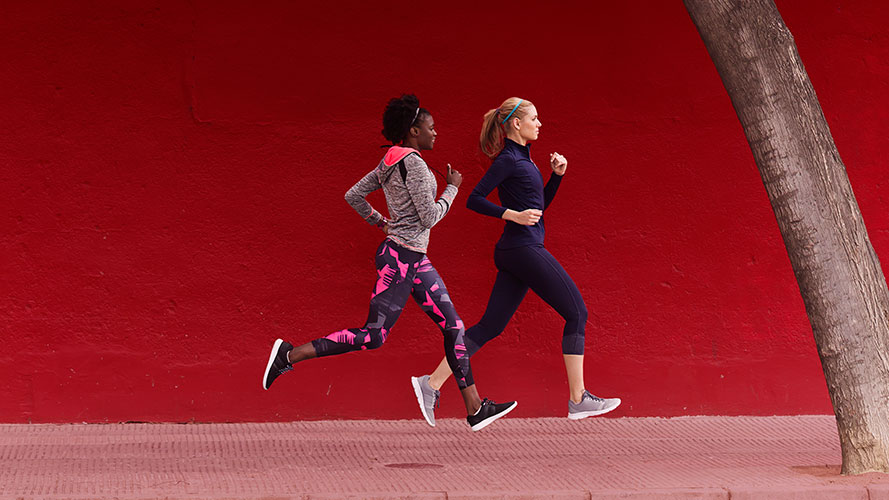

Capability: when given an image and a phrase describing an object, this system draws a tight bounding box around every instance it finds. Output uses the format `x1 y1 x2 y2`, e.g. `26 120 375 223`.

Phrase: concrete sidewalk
2 416 889 499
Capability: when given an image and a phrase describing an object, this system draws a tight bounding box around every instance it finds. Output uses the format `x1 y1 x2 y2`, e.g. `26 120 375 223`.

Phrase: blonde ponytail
479 97 533 160
479 108 504 159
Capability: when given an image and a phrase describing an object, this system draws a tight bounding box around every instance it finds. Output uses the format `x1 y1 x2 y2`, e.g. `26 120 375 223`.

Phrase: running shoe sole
567 398 621 420
262 338 284 390
470 401 517 432
411 376 435 427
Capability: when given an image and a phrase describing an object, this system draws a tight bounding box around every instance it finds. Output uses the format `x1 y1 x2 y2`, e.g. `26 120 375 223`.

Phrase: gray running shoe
568 390 621 420
411 375 440 427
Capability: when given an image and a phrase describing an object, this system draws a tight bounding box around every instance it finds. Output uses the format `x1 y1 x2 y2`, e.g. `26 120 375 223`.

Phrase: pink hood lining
383 146 420 167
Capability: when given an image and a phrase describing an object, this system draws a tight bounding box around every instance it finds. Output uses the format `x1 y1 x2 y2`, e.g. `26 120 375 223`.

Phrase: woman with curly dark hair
262 94 516 431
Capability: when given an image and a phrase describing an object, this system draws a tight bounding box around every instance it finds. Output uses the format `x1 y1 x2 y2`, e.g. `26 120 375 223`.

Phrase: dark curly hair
382 94 430 145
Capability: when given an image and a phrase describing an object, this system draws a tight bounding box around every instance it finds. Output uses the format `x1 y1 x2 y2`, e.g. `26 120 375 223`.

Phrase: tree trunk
683 0 889 475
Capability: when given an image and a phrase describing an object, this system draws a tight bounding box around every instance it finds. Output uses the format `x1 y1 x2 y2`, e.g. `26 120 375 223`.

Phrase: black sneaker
262 338 293 390
466 398 517 431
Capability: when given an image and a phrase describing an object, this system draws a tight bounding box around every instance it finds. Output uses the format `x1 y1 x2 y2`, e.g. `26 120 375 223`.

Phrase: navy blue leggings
464 244 587 357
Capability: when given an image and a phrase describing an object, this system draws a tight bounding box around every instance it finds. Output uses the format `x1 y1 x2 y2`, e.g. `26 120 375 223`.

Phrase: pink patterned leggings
312 239 473 389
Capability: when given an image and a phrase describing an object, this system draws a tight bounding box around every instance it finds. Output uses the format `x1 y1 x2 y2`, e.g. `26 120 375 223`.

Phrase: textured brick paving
1 416 889 499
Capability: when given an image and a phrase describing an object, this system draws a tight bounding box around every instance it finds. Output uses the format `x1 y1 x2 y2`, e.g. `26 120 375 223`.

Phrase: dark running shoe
262 338 293 390
466 398 517 431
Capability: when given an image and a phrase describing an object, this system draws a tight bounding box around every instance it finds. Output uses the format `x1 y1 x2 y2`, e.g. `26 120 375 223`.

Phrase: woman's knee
563 301 588 327
561 302 587 355
364 328 389 350
444 318 465 337
577 302 588 324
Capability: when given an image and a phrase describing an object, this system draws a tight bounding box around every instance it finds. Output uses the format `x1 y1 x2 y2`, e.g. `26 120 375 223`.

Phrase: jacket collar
504 138 531 158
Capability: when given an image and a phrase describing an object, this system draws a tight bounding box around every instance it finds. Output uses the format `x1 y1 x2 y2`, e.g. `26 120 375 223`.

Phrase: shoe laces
584 391 604 402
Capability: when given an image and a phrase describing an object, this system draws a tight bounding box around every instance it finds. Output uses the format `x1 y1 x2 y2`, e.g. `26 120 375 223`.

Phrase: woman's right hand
446 164 463 188
504 208 542 226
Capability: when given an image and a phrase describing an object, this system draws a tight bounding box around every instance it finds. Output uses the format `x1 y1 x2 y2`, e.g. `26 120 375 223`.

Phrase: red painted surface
0 417 858 497
1 0 887 422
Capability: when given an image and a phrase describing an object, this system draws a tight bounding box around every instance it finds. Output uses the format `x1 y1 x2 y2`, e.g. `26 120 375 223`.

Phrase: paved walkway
2 416 889 499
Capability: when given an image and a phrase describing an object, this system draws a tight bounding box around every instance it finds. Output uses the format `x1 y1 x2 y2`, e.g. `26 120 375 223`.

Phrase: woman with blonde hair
410 97 620 425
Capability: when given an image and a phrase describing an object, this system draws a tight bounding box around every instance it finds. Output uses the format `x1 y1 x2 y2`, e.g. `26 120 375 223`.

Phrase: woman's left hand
550 152 567 175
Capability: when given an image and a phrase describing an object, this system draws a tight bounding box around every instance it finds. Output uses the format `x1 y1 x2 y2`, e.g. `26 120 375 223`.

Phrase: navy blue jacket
467 139 563 249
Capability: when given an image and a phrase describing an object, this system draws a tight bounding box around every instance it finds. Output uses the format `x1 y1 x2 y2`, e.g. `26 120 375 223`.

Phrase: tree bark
684 0 889 475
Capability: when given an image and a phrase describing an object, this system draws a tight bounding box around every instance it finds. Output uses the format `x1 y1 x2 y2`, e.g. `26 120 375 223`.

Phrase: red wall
2 0 888 422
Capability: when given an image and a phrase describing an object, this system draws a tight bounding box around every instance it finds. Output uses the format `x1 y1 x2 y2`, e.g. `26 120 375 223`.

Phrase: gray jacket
345 146 457 254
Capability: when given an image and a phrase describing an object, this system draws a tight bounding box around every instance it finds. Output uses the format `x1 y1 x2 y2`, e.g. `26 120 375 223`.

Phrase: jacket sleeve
344 169 384 225
543 172 563 210
404 155 457 228
467 155 511 218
